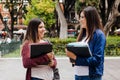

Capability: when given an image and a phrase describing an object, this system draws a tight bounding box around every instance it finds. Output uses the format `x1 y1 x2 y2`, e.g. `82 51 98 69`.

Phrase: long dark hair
77 6 104 41
24 18 44 43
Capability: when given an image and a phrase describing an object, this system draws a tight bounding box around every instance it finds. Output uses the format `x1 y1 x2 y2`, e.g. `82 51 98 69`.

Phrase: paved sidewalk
0 57 120 80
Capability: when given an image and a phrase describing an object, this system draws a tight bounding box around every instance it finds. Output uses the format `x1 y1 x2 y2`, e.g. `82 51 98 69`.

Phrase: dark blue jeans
75 75 102 80
31 77 44 80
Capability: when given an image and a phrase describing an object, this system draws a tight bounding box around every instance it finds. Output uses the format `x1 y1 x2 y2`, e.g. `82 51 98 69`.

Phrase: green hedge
105 36 120 56
49 36 120 56
2 36 120 57
49 38 76 55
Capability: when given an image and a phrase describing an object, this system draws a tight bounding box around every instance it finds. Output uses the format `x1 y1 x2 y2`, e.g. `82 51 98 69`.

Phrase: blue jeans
31 77 44 80
75 75 102 80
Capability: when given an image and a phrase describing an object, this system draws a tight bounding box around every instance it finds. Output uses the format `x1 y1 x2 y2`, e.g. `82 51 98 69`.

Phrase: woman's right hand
65 48 76 60
47 52 56 67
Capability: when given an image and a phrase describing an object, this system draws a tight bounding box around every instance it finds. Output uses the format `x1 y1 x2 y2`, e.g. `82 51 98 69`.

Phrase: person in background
65 6 106 80
21 18 57 80
20 32 24 43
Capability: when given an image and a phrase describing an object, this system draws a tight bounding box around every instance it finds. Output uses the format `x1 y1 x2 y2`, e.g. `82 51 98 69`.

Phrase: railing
0 41 21 56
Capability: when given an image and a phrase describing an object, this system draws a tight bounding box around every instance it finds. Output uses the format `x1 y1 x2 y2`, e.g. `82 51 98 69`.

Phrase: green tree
75 0 120 36
24 0 55 29
100 0 120 36
75 0 99 13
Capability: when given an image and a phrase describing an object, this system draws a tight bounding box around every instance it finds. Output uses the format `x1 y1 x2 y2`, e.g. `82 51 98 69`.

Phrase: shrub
105 36 120 56
2 36 120 57
49 38 76 55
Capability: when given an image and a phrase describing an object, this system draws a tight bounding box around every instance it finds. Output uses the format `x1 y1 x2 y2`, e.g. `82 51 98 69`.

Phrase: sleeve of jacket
51 56 57 68
75 31 106 66
21 41 50 68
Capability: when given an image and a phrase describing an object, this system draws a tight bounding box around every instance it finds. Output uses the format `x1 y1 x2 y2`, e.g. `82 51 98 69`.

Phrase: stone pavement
0 57 120 80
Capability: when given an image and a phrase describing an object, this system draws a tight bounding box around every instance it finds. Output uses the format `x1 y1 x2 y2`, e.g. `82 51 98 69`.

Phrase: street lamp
3 16 8 31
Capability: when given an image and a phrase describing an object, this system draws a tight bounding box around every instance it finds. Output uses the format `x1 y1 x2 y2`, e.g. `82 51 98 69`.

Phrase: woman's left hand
48 59 55 67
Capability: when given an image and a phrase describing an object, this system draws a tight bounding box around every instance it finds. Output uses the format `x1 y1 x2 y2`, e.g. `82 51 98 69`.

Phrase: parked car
114 28 120 35
68 29 76 37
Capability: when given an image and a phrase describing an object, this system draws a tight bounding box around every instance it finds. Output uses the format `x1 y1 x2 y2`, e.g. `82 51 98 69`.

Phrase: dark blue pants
31 77 44 80
75 75 102 80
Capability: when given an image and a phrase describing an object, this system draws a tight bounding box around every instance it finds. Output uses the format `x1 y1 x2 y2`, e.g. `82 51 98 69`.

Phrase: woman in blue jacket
66 6 106 80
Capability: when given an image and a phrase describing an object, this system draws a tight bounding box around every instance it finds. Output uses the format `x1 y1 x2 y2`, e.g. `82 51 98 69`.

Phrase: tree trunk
104 0 120 36
0 13 11 37
56 2 68 39
99 0 106 26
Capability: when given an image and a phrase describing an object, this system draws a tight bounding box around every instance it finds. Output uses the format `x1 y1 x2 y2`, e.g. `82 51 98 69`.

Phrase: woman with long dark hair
21 18 57 80
66 6 106 80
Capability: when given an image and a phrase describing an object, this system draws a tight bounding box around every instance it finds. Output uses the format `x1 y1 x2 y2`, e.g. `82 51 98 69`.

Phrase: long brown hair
77 6 104 42
24 18 44 43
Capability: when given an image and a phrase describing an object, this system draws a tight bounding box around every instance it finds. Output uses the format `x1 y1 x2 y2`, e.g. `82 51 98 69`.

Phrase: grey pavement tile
0 57 120 80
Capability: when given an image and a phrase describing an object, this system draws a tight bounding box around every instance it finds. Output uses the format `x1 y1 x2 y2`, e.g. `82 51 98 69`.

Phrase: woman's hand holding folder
65 49 76 67
47 51 54 60
65 49 76 60
47 51 55 67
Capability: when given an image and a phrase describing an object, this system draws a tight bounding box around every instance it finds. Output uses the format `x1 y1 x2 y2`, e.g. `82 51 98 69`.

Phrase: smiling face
38 22 46 39
79 11 87 29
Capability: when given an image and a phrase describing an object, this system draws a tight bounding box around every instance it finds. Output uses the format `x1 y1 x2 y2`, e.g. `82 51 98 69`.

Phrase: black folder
30 42 53 58
66 42 92 57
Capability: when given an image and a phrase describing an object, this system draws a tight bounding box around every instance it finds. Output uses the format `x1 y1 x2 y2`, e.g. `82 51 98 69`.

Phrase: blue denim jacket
75 29 106 77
